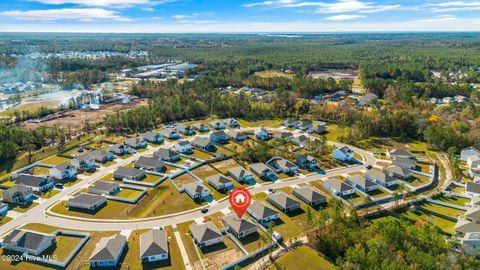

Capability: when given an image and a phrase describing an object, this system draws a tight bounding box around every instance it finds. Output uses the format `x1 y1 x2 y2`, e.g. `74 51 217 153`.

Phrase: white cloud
429 1 480 12
415 15 457 23
29 0 178 8
325 14 366 21
172 12 214 20
178 20 215 24
143 7 154 11
0 8 130 21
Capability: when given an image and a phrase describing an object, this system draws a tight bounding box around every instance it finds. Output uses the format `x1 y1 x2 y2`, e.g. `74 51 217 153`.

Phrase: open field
266 246 335 270
39 189 60 199
420 202 465 218
255 70 295 79
116 187 143 200
437 196 470 207
172 172 197 188
200 235 244 270
50 199 137 219
399 209 456 234
40 155 72 166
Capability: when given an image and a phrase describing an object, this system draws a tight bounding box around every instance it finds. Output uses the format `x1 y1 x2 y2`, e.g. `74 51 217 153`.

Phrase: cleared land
266 246 335 270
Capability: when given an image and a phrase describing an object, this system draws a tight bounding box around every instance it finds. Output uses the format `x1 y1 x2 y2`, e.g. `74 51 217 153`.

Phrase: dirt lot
21 98 148 132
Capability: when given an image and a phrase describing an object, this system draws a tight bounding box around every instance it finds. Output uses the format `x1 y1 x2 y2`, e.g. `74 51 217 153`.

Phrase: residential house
391 156 417 170
384 165 412 179
124 138 147 149
227 166 254 183
224 118 240 128
209 120 225 130
324 178 355 196
90 149 115 163
2 184 34 206
154 148 180 162
455 208 480 235
159 128 181 140
3 229 56 256
49 162 77 181
207 174 233 191
357 93 378 106
175 140 193 154
89 234 128 268
247 201 280 224
15 175 53 193
461 147 480 162
0 203 8 216
267 157 298 175
210 131 228 144
227 130 247 141
221 214 258 238
291 135 310 148
176 123 195 136
267 192 301 213
139 229 169 263
332 146 354 161
191 136 216 152
189 222 223 248
192 123 210 132
88 181 120 196
183 182 211 202
307 123 326 134
468 155 480 177
365 169 398 187
386 149 415 160
296 155 317 170
68 193 107 211
460 232 480 257
109 144 130 156
346 175 377 192
114 167 146 181
142 131 164 144
134 156 166 172
72 153 96 171
255 127 270 140
466 183 480 197
272 131 293 141
249 163 275 180
296 120 313 131
281 119 297 128
292 187 326 206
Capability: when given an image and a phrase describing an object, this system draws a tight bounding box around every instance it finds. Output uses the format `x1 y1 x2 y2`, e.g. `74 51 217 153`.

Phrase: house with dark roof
139 229 169 263
90 149 115 163
272 131 293 141
247 201 280 224
281 119 297 128
68 193 107 211
291 135 310 148
114 167 146 181
307 123 327 134
192 123 210 132
346 175 377 192
221 214 258 238
227 166 254 183
224 118 240 128
266 157 298 175
227 130 247 141
3 229 56 256
292 187 326 206
391 156 417 170
89 234 128 267
255 127 270 140
159 128 181 140
2 184 34 206
154 148 180 162
296 155 317 170
49 162 77 181
466 182 480 197
124 137 147 149
207 174 233 191
142 131 164 144
175 140 193 154
189 222 223 248
386 149 415 159
324 178 355 196
455 208 480 235
15 174 54 193
365 169 399 187
88 181 120 196
332 146 354 161
72 153 96 171
109 144 131 156
191 136 216 152
267 192 301 213
296 120 313 131
210 131 228 144
384 165 412 179
209 120 225 130
184 182 211 202
176 123 195 135
134 156 166 172
249 163 275 180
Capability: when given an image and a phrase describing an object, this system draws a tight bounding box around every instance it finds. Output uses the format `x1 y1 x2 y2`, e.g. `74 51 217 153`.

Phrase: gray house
227 166 254 183
210 131 228 144
3 229 56 256
296 120 313 131
191 136 216 152
49 162 77 181
249 163 275 180
189 222 223 248
391 156 417 170
90 149 115 163
89 234 128 268
281 119 297 128
324 178 355 196
68 193 107 211
71 153 96 171
124 137 147 149
109 144 130 156
384 165 412 179
134 156 166 172
159 128 181 139
346 175 377 192
142 131 164 144
139 229 169 263
114 167 146 181
15 174 54 193
267 157 298 175
154 148 180 162
192 123 210 132
88 181 120 196
224 118 240 127
176 123 195 135
267 192 301 213
184 182 211 202
221 214 258 238
291 135 310 148
247 201 280 224
272 131 293 141
292 187 326 206
207 174 233 191
296 155 317 170
365 169 399 187
226 130 247 141
2 184 34 206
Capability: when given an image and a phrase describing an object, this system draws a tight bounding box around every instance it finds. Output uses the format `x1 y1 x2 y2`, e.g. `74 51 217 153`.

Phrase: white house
461 147 480 162
49 162 77 180
332 146 354 161
175 140 192 154
139 229 169 263
324 178 355 196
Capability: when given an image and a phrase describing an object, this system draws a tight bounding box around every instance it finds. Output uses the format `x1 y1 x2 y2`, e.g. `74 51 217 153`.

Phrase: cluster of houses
280 119 327 134
312 91 379 107
429 95 469 105
129 62 198 79
0 81 36 94
217 86 266 97
1 174 56 212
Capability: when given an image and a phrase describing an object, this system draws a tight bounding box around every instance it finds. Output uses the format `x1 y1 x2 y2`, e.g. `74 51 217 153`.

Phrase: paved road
0 126 375 236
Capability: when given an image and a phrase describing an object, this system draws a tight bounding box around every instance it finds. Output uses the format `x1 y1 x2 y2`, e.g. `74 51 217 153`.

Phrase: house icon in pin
235 193 246 204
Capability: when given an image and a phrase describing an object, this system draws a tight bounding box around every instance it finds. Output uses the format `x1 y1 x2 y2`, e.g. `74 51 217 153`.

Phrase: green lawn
267 246 335 270
399 209 456 234
50 199 137 219
40 155 72 166
116 188 143 200
405 174 432 187
366 188 390 199
420 203 465 218
11 202 38 213
39 189 60 199
190 150 214 161
142 173 162 184
437 196 470 207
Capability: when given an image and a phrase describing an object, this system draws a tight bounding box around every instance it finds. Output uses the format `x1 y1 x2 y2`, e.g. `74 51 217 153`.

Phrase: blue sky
0 0 479 32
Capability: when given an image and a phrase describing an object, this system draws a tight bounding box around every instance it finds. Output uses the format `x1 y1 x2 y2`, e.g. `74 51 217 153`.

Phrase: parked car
201 208 209 214
55 183 64 189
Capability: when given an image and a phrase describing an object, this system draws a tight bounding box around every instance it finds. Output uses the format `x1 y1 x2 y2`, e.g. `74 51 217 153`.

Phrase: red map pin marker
229 187 252 218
